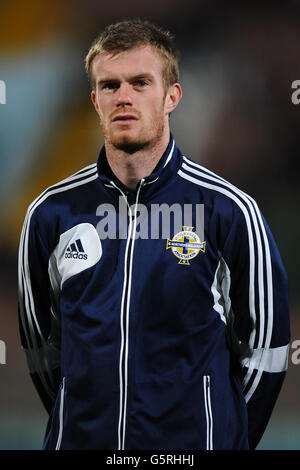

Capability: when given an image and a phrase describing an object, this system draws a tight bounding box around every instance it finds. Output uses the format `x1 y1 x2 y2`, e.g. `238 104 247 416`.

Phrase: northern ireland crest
166 226 206 265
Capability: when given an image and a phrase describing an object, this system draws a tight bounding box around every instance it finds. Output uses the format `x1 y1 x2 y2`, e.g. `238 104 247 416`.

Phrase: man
18 19 290 450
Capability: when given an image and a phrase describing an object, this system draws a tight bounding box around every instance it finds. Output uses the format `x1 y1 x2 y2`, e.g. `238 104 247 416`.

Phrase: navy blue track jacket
18 136 290 450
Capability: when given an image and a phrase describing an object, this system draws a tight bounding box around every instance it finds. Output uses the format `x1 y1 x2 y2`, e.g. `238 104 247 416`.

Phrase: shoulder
25 163 98 222
177 154 258 217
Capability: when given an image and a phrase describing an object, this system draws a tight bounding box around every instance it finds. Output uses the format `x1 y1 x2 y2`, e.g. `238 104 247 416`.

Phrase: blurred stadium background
0 0 299 450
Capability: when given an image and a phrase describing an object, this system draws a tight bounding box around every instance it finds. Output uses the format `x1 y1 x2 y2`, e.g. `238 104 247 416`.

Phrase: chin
112 133 149 154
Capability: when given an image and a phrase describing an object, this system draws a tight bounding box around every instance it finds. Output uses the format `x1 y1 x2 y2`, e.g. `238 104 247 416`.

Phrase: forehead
92 45 164 81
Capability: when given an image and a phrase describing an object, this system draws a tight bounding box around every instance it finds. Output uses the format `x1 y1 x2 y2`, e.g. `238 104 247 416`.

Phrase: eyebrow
97 73 154 86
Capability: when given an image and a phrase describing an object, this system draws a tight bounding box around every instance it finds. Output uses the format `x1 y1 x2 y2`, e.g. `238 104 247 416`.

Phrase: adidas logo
65 239 88 260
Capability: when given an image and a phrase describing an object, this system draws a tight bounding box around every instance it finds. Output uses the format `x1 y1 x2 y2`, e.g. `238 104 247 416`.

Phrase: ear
91 89 100 115
165 83 182 115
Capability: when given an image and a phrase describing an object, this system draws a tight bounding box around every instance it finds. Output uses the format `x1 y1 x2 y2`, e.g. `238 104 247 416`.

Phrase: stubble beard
100 105 166 155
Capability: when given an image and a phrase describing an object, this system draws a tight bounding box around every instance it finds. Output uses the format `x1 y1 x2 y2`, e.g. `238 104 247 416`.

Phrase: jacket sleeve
220 195 290 450
18 203 61 414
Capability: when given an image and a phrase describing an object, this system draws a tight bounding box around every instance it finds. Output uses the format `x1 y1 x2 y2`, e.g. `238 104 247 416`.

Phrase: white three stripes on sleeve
18 164 98 401
178 156 287 402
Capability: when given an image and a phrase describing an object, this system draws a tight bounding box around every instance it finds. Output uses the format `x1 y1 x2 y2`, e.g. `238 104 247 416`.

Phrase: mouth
112 114 138 124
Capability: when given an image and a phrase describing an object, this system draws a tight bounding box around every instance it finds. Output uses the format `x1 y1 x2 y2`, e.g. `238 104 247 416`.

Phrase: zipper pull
206 375 210 389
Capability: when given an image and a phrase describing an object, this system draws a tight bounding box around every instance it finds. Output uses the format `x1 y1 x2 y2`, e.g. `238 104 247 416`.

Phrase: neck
105 131 170 191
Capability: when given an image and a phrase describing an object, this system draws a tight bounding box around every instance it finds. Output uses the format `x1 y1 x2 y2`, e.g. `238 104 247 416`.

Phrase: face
91 45 181 153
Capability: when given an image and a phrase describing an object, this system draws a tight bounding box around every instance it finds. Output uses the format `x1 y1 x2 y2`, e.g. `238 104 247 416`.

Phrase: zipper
110 179 144 450
203 375 213 450
55 376 65 450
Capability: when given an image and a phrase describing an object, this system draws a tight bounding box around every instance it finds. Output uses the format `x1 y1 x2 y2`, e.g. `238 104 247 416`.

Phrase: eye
102 82 119 90
134 80 147 88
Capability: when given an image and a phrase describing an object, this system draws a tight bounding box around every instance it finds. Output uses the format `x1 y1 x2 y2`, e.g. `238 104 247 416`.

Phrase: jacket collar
96 134 181 198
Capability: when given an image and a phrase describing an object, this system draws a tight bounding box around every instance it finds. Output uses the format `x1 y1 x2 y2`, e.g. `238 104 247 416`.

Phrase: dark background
0 0 299 449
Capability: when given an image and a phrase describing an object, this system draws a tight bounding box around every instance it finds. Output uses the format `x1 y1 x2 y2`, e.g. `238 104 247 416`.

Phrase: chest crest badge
166 226 206 265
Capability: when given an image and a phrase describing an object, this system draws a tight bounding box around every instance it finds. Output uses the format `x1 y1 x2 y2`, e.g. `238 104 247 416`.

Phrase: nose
116 82 132 107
